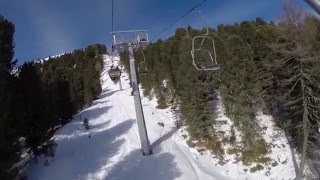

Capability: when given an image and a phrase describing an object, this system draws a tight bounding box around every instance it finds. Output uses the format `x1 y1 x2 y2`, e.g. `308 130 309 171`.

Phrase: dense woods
120 10 320 175
0 16 105 179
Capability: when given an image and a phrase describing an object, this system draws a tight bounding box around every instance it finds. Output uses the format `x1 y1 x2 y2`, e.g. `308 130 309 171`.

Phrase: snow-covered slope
34 53 69 64
26 55 296 180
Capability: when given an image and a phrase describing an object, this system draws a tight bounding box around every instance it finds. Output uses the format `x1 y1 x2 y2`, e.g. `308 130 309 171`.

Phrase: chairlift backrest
108 66 121 78
137 32 149 43
191 34 220 71
138 51 148 75
138 67 148 75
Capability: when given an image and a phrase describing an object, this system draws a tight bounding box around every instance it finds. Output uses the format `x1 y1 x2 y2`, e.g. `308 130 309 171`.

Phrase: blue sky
0 0 316 63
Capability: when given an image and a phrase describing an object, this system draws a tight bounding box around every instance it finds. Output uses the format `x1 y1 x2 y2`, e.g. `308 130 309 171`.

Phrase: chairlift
108 65 121 84
138 51 148 75
113 43 127 53
111 32 127 52
110 30 150 52
136 31 150 49
191 28 220 71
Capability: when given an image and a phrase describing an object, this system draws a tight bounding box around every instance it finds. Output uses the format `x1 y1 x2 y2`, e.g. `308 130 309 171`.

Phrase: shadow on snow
151 127 179 150
99 89 119 99
76 105 111 121
27 118 135 180
105 127 182 180
106 148 182 180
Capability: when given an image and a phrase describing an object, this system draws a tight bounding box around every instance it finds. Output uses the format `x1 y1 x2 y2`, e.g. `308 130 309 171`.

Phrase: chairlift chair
191 29 220 71
113 43 128 53
138 51 148 75
136 32 150 49
111 33 128 52
108 65 121 83
111 30 150 51
138 66 148 75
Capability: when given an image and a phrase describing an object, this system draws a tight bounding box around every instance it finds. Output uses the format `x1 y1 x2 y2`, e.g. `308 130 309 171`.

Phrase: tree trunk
297 75 310 180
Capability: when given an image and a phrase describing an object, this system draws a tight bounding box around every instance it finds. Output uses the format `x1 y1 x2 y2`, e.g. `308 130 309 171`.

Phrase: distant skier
157 122 164 127
173 121 178 128
173 120 181 129
83 117 90 130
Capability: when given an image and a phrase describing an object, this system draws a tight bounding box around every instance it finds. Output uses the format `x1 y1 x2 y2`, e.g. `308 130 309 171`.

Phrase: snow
33 53 67 64
256 114 297 177
208 94 297 179
26 55 296 180
10 67 20 76
214 93 243 144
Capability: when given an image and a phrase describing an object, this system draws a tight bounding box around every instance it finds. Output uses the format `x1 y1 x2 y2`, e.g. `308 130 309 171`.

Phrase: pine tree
0 15 19 179
19 62 49 156
0 15 16 70
268 12 320 177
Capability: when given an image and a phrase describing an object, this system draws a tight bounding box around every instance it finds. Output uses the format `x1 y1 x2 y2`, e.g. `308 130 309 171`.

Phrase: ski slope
27 55 296 180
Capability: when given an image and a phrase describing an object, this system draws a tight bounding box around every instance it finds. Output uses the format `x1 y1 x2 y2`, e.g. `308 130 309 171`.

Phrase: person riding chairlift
110 66 120 82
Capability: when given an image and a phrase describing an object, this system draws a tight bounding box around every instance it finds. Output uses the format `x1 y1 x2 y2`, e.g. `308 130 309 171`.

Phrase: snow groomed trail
27 55 295 180
26 55 228 180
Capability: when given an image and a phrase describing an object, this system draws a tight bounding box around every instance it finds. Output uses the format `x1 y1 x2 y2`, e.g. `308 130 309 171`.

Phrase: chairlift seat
113 43 127 52
139 40 149 48
108 67 121 83
194 61 220 71
138 67 148 75
191 35 220 71
110 77 119 83
108 69 121 77
137 51 148 75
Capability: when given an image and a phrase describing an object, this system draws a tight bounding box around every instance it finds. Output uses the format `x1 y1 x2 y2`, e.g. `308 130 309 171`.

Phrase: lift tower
110 30 152 155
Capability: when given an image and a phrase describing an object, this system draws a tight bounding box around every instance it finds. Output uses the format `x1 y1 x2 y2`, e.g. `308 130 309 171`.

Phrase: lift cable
110 0 116 65
152 0 209 41
112 0 114 33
